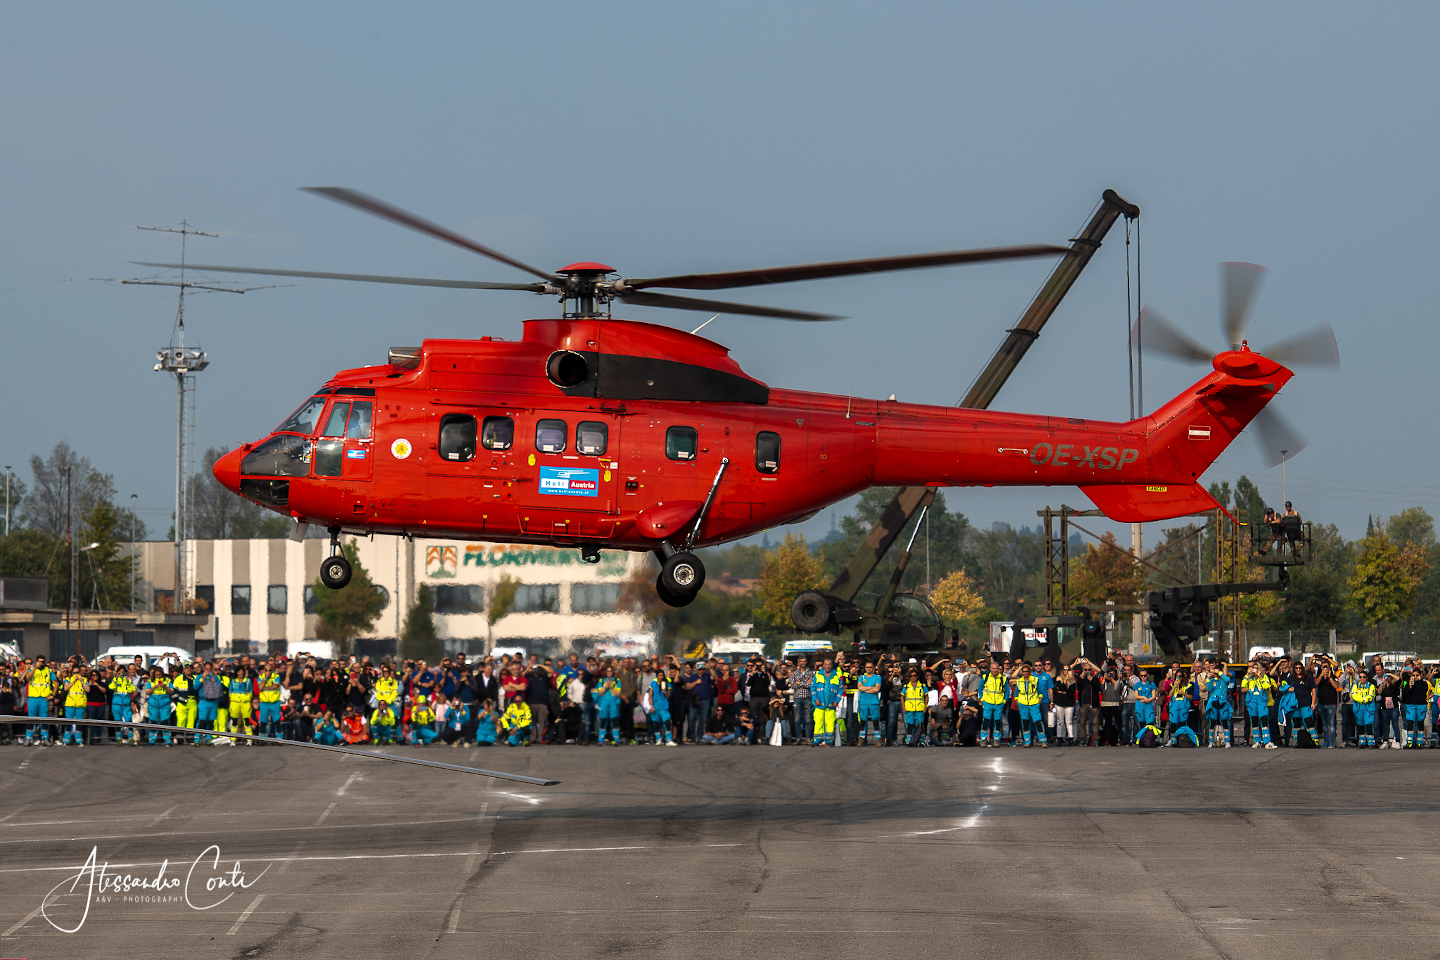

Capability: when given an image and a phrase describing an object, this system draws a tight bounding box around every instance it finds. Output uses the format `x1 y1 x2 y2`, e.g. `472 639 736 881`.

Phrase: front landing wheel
319 555 353 590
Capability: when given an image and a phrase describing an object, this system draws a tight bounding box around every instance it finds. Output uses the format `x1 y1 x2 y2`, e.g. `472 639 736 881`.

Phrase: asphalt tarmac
1 740 1437 959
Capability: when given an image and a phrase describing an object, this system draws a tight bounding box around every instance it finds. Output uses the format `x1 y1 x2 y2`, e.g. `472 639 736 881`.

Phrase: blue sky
3 2 1436 544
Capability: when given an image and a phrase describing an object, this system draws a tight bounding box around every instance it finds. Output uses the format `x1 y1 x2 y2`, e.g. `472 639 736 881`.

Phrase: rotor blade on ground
132 263 547 292
0 716 560 786
1250 405 1308 468
303 187 561 284
623 244 1070 292
1221 261 1266 348
1260 324 1340 367
1130 306 1213 362
619 290 842 321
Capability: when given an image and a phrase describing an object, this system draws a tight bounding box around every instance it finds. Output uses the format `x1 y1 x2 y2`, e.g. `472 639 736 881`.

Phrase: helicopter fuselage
214 316 1292 552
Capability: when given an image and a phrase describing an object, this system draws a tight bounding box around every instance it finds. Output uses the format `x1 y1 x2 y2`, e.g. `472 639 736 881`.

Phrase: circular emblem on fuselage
391 438 413 460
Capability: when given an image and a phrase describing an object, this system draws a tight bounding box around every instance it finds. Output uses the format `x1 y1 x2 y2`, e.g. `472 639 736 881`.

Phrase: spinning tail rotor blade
619 290 841 321
303 187 562 284
1221 261 1266 348
1251 405 1308 468
1261 324 1340 367
1131 307 1213 362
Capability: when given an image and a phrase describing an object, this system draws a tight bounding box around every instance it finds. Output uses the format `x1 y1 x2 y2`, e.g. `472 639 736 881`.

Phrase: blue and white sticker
346 448 368 460
539 466 599 497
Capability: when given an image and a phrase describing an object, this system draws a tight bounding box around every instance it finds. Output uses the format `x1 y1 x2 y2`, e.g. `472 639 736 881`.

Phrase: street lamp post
4 465 10 536
130 494 138 614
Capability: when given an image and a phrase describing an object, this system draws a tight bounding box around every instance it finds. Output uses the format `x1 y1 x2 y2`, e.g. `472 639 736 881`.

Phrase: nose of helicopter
212 446 243 494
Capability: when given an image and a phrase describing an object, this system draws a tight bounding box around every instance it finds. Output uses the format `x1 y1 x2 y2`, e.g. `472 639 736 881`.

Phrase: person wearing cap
410 696 441 746
370 700 400 744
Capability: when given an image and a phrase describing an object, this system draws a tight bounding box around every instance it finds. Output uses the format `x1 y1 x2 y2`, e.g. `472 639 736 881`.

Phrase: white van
94 646 194 672
781 639 833 659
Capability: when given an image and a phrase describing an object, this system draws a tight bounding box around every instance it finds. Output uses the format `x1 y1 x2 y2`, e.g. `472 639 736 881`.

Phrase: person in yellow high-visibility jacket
978 659 1009 747
901 670 928 747
226 671 255 745
1012 661 1048 748
109 666 139 745
810 657 843 747
21 655 55 745
501 700 533 746
143 668 174 745
256 669 284 740
170 664 198 745
61 667 89 746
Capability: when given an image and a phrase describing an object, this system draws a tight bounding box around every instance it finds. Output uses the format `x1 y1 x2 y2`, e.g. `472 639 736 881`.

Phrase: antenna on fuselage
690 315 720 335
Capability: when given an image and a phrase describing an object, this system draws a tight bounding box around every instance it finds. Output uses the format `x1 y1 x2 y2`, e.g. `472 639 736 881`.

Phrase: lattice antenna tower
129 223 225 610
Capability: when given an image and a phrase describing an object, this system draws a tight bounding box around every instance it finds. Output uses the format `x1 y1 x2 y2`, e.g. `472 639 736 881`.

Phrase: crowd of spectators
1 647 1437 751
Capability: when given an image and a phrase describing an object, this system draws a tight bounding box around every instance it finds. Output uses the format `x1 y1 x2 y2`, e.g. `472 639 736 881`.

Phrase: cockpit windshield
278 396 327 435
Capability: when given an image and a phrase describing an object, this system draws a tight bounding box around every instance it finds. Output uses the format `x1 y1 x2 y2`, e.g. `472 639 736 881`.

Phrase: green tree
312 541 386 657
76 500 137 611
189 447 290 539
1348 527 1429 643
756 532 825 631
0 530 67 607
23 442 115 538
400 584 444 662
487 574 519 627
1261 522 1353 631
1069 531 1149 607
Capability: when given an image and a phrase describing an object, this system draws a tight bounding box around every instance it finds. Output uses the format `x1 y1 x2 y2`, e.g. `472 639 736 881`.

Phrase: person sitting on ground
340 704 368 744
370 701 400 745
930 693 956 745
501 697 533 747
410 696 441 746
474 700 499 746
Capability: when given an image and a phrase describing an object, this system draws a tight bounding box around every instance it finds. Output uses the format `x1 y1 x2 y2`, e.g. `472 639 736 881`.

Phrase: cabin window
319 402 350 438
666 426 698 461
481 416 513 451
346 401 373 439
576 421 609 456
536 419 567 454
277 396 327 435
314 439 343 477
439 414 477 462
756 431 781 474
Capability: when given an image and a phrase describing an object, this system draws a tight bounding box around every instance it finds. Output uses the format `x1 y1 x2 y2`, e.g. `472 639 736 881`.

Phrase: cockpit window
278 397 327 435
241 434 311 477
346 401 373 439
320 402 350 438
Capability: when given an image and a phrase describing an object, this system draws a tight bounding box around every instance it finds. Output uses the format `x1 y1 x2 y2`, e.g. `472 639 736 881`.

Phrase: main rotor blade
618 290 842 321
1261 324 1340 367
1130 306 1213 362
1222 261 1266 348
133 262 547 292
624 244 1070 292
303 187 561 284
1251 405 1308 468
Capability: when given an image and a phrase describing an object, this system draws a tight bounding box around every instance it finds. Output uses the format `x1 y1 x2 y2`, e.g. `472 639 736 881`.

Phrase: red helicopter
147 188 1333 607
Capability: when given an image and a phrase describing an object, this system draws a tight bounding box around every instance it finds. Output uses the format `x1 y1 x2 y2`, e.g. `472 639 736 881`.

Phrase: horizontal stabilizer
1079 482 1224 523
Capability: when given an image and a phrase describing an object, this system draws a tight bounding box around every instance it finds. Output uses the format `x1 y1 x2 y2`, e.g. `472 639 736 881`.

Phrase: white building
126 538 655 659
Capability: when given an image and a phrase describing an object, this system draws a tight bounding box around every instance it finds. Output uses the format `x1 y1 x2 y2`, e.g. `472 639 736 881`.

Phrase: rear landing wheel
655 575 694 608
320 555 353 590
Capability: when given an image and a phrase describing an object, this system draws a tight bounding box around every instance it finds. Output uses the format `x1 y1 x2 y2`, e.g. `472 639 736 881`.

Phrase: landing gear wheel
319 555 353 590
655 575 695 608
660 551 705 595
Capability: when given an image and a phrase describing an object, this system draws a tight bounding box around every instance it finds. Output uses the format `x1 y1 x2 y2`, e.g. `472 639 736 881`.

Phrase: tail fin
1081 348 1292 523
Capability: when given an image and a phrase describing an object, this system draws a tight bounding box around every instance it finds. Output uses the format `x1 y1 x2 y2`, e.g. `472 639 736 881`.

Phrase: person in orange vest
340 704 369 744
